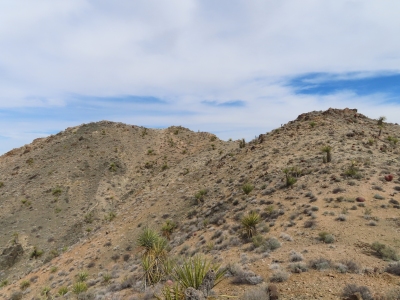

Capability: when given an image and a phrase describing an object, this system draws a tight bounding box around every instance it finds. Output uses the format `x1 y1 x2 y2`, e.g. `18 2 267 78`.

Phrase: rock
356 197 365 202
198 269 216 297
385 175 394 181
184 287 205 300
0 242 24 269
268 283 279 300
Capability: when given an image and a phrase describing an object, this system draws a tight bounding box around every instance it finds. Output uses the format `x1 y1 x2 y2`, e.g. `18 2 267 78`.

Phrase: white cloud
0 0 400 153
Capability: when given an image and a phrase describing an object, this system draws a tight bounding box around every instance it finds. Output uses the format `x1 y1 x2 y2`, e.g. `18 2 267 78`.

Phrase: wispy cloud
1 1 400 154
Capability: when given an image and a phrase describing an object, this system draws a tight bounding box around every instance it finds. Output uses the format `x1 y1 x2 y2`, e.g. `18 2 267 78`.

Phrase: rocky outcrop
0 242 24 269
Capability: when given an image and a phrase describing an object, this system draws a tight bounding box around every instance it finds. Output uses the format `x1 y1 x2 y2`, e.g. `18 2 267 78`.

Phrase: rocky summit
1 108 400 300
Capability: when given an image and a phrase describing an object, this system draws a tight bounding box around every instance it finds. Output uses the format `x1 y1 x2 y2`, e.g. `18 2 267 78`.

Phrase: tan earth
1 108 400 300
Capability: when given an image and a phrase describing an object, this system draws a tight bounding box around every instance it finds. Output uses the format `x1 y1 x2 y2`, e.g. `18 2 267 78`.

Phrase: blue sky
1 1 400 154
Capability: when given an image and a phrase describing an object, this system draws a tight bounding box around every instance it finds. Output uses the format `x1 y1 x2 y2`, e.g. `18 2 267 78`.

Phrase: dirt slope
1 108 400 300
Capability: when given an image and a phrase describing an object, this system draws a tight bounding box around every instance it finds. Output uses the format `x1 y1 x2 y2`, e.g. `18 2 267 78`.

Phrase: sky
1 0 400 154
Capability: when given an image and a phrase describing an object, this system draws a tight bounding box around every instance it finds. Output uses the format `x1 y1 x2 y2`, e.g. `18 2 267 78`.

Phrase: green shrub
52 187 62 196
76 271 89 282
102 273 112 284
0 279 8 288
319 232 335 243
58 286 68 295
41 286 51 296
371 242 399 261
242 183 254 195
72 282 87 294
194 189 208 203
30 246 43 259
161 220 177 240
20 280 30 290
251 235 265 248
0 182 3 188
104 211 116 222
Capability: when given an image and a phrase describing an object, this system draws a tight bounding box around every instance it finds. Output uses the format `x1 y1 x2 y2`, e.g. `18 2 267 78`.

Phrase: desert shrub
289 250 303 262
57 286 68 295
385 287 400 299
318 232 335 243
371 242 399 261
120 276 135 289
30 246 44 258
341 284 373 300
229 264 263 285
241 211 260 238
280 232 293 241
339 260 360 273
241 285 269 300
73 282 88 294
263 237 281 251
161 220 177 240
251 234 265 248
76 271 89 282
386 262 400 276
0 182 3 188
20 280 30 290
269 270 289 282
336 214 347 221
194 189 208 203
374 194 385 200
9 292 23 300
242 183 254 195
304 220 317 228
289 263 308 273
309 258 331 270
52 187 62 196
77 292 95 300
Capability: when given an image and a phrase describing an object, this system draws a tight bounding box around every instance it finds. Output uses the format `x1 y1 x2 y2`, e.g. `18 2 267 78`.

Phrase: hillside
1 108 400 300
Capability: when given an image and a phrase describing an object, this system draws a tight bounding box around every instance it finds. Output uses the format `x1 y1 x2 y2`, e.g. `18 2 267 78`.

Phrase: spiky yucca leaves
241 211 260 238
173 255 225 290
161 220 177 240
321 145 332 163
137 227 160 253
139 227 170 287
156 282 184 300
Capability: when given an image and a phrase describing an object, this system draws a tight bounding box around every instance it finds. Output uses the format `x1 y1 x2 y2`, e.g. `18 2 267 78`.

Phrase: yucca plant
161 220 177 240
137 227 160 253
173 255 225 290
321 145 332 163
241 211 260 238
